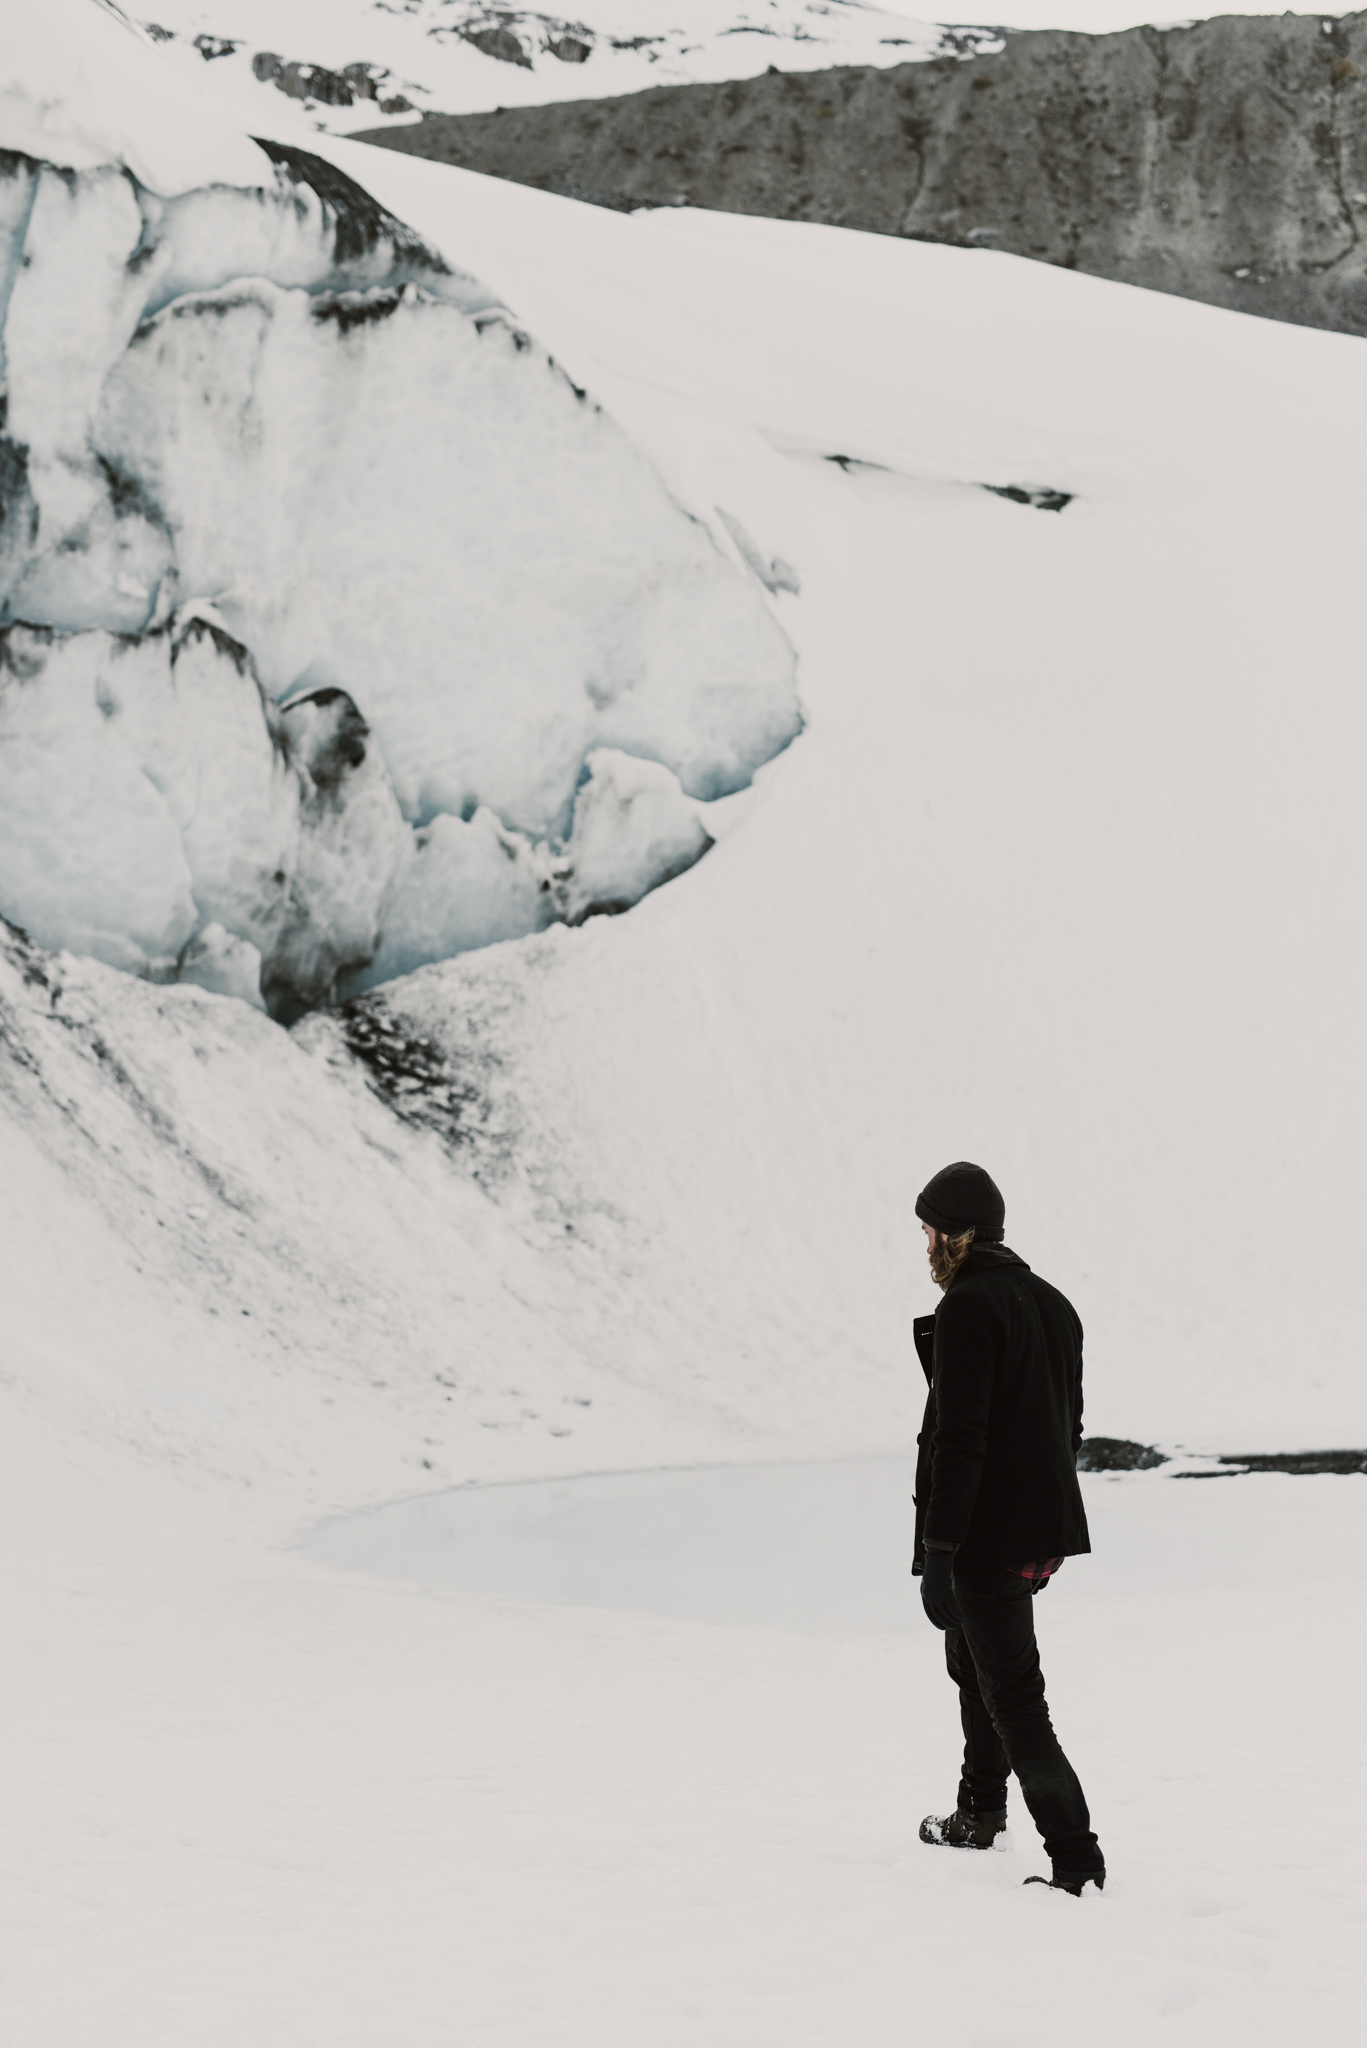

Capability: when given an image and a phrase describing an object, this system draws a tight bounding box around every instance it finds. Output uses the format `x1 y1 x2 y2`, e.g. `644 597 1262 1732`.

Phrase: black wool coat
912 1245 1091 1572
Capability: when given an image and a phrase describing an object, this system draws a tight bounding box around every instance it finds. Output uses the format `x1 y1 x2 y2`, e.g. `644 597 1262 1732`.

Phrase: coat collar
948 1242 1029 1289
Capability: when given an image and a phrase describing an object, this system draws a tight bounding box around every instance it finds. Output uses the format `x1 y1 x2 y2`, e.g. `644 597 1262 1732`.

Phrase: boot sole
1024 1873 1105 1895
919 1818 1007 1851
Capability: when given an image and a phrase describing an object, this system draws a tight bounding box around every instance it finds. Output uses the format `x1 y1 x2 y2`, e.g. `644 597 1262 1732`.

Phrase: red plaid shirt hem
1008 1556 1064 1584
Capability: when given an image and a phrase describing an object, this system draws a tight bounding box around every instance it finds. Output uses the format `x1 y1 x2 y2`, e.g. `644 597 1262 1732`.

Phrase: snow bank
0 8 800 1014
0 0 267 194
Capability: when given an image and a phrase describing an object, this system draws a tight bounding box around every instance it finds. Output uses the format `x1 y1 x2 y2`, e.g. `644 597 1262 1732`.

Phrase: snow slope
5 5 1367 1468
4 107 1367 1464
291 139 1367 1457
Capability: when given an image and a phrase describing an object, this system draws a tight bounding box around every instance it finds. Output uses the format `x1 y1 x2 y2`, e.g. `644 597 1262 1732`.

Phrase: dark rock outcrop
354 14 1367 336
1077 1437 1168 1472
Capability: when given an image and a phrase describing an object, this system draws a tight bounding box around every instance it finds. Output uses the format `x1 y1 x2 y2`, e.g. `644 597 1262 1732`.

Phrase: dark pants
945 1561 1104 1880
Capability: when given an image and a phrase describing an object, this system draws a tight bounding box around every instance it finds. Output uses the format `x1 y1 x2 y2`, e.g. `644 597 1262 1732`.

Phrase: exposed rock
1076 1439 1367 1476
983 484 1073 513
1076 1437 1167 1472
1196 1449 1367 1476
355 13 1367 336
327 993 503 1158
252 52 388 110
463 26 533 70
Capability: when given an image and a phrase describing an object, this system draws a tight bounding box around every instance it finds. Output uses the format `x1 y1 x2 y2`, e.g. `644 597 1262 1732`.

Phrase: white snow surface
0 0 270 192
6 1406 1362 2043
2 11 1367 2039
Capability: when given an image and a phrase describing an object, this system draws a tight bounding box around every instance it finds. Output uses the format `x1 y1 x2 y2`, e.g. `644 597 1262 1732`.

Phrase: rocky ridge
356 13 1367 336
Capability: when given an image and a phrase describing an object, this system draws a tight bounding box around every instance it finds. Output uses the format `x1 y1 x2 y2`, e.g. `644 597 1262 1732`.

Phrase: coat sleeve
1071 1308 1085 1462
924 1289 998 1547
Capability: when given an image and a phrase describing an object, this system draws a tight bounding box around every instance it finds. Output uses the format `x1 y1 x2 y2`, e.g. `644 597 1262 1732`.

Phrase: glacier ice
358 806 551 993
555 749 713 927
95 269 799 832
177 920 267 1010
352 746 713 994
0 609 408 1011
0 622 198 975
0 109 800 1016
0 145 493 640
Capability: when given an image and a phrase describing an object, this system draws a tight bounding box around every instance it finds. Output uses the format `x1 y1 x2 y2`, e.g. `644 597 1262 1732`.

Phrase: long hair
929 1225 976 1291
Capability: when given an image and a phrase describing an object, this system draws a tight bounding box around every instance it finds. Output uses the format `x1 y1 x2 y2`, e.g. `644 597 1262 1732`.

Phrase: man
911 1160 1105 1897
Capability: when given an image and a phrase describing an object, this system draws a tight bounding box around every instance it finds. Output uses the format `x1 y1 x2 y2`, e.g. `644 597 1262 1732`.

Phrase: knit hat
915 1162 1005 1242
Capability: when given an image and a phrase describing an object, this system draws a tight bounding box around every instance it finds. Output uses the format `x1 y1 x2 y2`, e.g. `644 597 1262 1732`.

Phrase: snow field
6 906 1360 2038
2 1411 1362 2044
292 145 1367 1449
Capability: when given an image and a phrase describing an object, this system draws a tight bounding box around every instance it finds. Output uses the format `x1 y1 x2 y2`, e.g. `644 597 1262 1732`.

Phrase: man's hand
920 1545 960 1629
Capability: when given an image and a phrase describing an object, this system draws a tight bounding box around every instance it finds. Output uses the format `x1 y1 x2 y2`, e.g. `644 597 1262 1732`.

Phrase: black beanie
915 1162 1006 1242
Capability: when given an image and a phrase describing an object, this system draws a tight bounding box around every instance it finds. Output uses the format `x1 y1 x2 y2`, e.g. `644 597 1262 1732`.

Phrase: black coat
912 1245 1091 1572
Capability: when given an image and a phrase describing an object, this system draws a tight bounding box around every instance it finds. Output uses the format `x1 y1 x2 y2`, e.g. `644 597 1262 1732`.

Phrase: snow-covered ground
3 7 1367 2039
5 1418 1364 2042
282 133 1367 1459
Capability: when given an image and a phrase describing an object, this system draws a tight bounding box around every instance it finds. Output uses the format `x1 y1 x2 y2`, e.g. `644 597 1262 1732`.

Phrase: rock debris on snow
1075 1437 1169 1472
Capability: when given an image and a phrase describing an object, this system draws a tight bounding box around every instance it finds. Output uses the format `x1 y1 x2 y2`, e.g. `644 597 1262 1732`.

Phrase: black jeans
944 1560 1104 1880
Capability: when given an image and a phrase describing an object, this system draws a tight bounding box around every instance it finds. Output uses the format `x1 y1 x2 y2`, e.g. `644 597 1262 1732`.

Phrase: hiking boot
919 1809 1007 1850
1024 1871 1105 1896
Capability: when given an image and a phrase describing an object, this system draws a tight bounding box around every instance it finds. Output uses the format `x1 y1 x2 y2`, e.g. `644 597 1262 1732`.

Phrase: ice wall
0 88 800 1016
0 610 409 1016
